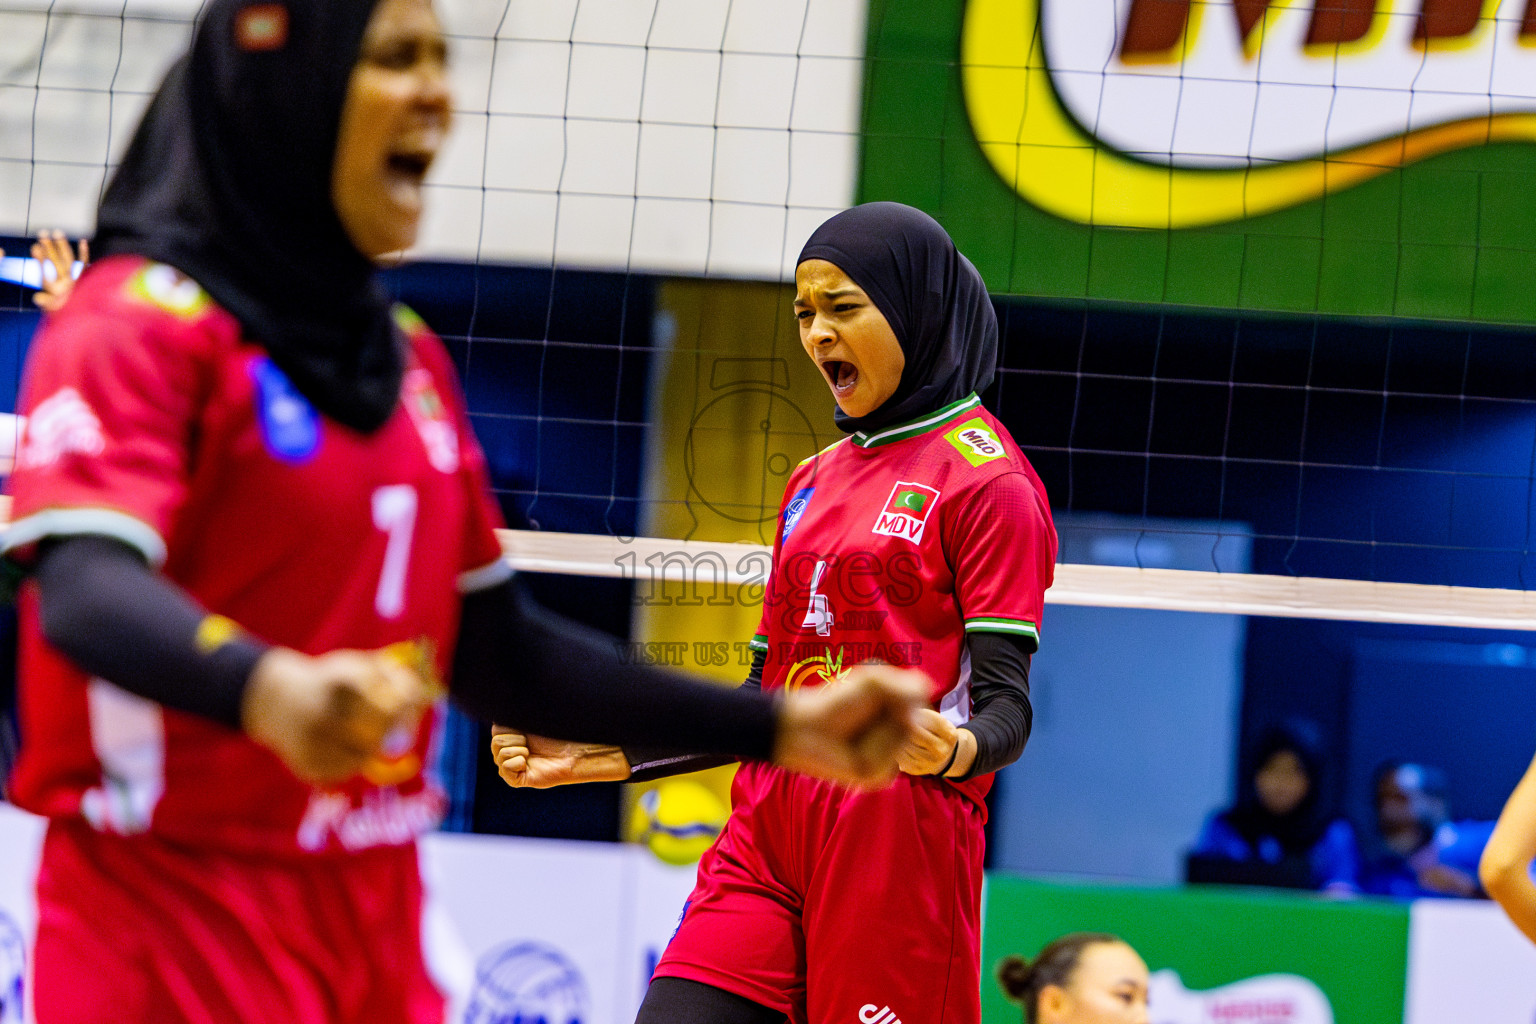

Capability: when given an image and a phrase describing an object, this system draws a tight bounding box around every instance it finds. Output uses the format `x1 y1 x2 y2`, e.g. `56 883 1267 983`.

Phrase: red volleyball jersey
751 394 1056 802
4 255 508 856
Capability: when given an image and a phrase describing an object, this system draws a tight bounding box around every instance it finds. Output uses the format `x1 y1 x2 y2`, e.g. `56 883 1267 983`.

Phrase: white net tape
497 528 1536 632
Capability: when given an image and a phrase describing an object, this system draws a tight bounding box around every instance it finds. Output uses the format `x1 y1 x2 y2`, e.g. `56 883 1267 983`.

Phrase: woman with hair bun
996 933 1149 1024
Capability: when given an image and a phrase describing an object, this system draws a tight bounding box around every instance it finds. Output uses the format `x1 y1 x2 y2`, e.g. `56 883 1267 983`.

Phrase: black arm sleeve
450 579 779 760
31 534 269 728
621 649 766 782
956 631 1033 781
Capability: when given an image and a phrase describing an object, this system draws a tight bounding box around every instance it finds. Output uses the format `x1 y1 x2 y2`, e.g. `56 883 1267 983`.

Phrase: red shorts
31 820 444 1024
653 762 986 1024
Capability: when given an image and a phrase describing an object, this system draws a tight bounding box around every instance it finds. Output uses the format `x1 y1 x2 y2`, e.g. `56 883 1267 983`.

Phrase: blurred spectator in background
1186 717 1358 892
1359 761 1492 899
996 932 1149 1024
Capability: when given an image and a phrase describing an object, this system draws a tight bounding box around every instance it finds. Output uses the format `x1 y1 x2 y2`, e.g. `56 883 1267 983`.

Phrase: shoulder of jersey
796 435 849 469
392 303 458 380
932 407 1023 476
392 303 432 339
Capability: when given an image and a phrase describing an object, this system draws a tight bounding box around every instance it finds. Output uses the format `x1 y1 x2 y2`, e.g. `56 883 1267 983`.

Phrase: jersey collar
849 393 982 449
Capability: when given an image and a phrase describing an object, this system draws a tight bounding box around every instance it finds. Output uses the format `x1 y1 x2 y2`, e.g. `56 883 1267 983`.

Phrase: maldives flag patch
872 481 941 544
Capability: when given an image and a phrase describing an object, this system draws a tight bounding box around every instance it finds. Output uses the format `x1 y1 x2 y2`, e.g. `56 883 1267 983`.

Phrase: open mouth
821 359 860 396
387 152 432 181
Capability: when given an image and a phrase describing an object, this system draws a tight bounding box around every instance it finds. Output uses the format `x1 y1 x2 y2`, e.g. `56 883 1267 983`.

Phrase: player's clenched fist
241 647 429 785
896 707 974 778
771 664 929 789
490 725 631 788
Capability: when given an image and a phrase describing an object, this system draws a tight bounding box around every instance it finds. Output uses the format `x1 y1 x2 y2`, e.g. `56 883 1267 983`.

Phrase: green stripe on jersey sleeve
748 634 769 652
963 617 1040 642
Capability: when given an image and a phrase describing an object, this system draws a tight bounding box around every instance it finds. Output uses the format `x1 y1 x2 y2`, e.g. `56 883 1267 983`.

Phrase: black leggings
635 977 788 1024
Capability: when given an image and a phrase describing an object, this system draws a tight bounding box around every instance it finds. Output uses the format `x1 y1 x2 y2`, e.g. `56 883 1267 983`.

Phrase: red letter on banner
1414 0 1483 41
1120 0 1277 60
1306 0 1378 46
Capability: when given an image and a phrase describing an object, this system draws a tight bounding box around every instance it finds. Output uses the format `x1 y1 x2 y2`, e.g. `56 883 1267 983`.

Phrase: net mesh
0 0 1532 627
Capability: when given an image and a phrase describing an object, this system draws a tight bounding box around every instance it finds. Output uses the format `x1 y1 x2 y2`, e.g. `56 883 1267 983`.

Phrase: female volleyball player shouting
499 202 1057 1024
1 3 924 1022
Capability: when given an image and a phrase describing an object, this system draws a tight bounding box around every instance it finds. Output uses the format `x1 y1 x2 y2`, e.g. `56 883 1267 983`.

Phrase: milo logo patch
944 417 1007 466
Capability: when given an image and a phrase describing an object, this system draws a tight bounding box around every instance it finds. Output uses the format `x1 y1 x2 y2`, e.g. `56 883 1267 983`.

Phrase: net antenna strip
496 528 1536 633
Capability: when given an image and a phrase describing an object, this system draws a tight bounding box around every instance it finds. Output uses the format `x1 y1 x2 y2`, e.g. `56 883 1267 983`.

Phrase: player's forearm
31 533 267 728
451 579 778 760
955 632 1033 780
1483 865 1536 944
624 650 766 781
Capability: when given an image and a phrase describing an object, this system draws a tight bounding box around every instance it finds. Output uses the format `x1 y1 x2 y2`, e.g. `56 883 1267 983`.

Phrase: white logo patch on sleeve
19 388 105 470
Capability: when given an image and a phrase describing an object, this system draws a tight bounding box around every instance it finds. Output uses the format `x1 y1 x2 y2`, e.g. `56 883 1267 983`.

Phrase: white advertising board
1405 897 1536 1024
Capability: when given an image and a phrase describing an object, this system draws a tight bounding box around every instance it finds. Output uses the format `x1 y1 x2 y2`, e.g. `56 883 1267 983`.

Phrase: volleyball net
1 0 1536 633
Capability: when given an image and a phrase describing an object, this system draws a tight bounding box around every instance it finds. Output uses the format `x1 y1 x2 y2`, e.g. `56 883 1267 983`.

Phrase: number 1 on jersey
372 484 418 619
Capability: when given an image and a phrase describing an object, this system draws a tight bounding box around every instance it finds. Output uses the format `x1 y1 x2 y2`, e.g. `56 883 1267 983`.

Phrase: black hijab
94 0 402 433
797 202 998 435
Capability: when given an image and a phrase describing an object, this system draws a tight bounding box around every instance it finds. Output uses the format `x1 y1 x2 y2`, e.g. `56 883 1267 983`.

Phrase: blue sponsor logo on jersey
782 487 815 539
464 941 589 1024
0 911 24 1024
251 358 320 463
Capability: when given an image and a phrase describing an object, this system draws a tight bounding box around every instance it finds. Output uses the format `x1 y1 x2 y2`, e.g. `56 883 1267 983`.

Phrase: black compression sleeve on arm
31 534 269 729
957 631 1033 780
623 649 766 782
450 579 778 760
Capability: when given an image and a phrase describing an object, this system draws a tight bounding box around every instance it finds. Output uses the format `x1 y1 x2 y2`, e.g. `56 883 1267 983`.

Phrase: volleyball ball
629 779 729 866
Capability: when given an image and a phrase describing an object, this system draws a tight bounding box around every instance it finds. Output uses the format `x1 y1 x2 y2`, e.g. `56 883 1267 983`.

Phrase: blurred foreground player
1 3 925 1022
495 203 1057 1024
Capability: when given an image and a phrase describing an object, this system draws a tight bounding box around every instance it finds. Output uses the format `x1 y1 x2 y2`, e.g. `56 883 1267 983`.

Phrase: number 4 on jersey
802 559 834 637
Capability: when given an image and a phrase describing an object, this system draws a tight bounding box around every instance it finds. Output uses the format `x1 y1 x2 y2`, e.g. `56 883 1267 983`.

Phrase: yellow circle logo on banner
629 779 729 866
